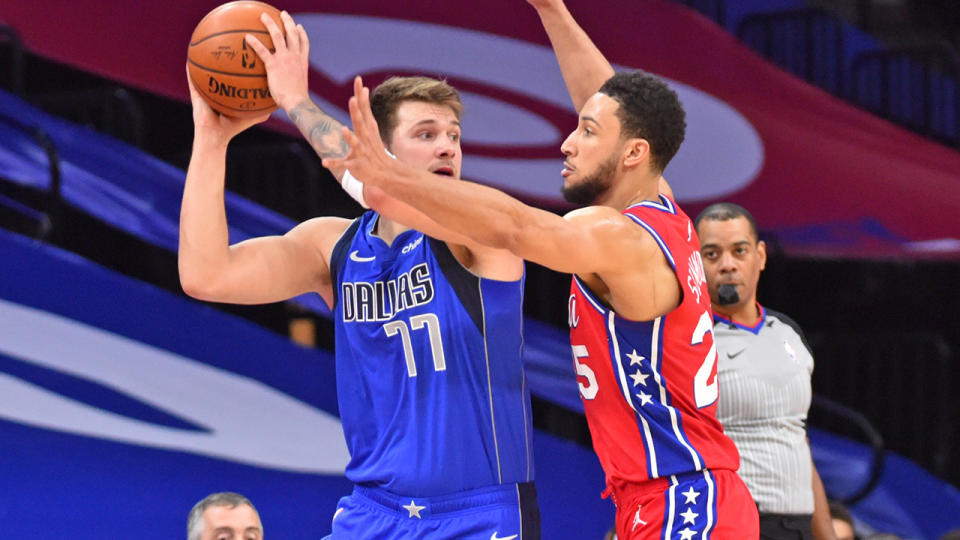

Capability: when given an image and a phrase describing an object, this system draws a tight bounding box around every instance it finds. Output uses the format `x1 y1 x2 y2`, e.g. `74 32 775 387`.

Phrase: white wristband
341 169 369 209
340 148 395 209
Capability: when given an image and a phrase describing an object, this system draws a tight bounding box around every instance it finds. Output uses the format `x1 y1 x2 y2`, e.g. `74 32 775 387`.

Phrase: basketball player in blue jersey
179 10 538 540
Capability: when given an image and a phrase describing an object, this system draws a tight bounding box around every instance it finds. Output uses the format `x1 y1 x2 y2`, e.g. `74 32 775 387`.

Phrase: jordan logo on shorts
632 503 648 531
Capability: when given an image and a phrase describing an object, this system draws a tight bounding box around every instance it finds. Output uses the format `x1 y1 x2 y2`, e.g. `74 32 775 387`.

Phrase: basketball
187 1 285 118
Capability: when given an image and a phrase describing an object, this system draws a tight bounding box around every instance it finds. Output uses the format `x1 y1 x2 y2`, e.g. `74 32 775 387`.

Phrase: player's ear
757 240 767 271
622 138 649 168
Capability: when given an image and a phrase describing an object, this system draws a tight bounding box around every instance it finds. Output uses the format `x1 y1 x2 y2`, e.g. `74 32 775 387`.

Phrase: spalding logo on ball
187 1 284 118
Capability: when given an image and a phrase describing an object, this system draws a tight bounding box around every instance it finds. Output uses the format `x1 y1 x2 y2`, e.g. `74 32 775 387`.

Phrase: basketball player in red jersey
323 0 759 537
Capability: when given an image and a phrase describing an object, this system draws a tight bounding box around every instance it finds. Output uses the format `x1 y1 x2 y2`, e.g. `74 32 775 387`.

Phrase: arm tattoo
289 101 350 160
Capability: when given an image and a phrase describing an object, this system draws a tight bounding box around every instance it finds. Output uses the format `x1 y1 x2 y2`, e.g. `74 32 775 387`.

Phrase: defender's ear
622 138 650 169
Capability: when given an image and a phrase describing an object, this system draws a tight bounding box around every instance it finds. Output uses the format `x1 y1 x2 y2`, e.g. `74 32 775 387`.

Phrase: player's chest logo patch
567 294 579 328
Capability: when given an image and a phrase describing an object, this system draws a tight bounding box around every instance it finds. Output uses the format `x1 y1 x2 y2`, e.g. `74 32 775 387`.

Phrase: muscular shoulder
563 206 662 262
287 216 354 258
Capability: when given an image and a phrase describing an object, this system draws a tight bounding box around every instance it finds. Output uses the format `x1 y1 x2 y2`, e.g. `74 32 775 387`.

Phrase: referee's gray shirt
714 306 815 515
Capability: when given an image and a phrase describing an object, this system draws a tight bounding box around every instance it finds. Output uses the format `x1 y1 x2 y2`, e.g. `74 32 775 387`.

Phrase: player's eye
449 132 460 142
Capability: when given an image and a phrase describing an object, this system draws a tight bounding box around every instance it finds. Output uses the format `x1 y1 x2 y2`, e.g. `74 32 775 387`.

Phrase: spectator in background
695 203 834 540
187 492 263 540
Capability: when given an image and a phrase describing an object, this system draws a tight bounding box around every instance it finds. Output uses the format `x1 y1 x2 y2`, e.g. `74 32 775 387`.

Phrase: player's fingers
360 86 379 136
298 24 309 58
322 128 357 169
244 33 271 60
260 12 285 51
280 11 299 51
353 76 364 102
185 64 200 99
352 77 372 135
347 95 363 134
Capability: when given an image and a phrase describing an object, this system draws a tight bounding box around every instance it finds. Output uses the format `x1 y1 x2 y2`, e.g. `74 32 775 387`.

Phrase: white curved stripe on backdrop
0 298 350 474
292 14 764 202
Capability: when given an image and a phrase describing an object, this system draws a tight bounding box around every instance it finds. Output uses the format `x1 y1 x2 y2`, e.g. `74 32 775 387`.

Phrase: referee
695 203 835 540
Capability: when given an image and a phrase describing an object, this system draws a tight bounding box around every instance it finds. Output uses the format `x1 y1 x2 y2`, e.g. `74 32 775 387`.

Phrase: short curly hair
599 70 686 174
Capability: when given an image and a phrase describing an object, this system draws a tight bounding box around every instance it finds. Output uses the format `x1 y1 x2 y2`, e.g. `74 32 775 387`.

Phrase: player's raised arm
178 66 347 307
527 0 615 112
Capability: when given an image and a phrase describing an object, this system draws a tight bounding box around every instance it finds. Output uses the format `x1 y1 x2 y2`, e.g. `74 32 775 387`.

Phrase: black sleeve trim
329 217 363 308
766 308 813 356
426 237 484 334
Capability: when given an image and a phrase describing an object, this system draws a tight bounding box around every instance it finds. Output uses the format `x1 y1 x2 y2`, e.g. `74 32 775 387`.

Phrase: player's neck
621 175 662 211
372 215 411 246
593 169 659 211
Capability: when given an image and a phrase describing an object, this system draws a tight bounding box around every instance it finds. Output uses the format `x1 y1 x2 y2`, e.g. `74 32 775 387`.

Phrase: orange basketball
187 1 285 118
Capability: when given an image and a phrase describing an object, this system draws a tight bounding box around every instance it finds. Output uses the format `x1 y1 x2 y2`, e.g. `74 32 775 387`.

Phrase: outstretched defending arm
527 0 614 112
324 78 639 277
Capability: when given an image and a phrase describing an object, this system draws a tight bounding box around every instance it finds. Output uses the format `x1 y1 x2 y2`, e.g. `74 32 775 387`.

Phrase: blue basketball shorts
323 482 540 540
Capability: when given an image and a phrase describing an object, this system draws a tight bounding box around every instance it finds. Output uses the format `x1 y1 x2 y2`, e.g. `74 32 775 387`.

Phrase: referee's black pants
759 512 813 540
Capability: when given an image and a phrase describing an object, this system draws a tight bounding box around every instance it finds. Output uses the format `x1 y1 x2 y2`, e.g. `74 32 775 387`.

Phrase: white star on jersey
636 391 653 406
681 486 701 505
679 527 697 540
402 500 426 518
680 507 699 524
629 369 649 387
627 350 646 366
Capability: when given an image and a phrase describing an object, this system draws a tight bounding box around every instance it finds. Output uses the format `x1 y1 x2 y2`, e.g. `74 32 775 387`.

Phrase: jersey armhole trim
623 213 677 271
329 216 364 308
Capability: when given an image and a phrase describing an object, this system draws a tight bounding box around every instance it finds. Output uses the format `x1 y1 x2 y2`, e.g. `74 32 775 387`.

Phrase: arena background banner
1 0 959 258
0 228 614 539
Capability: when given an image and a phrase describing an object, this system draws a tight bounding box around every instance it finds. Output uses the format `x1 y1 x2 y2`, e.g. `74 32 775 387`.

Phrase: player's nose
435 136 457 159
561 130 576 156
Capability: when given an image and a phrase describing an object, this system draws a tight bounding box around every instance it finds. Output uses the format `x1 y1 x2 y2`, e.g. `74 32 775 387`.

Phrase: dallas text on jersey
341 263 435 322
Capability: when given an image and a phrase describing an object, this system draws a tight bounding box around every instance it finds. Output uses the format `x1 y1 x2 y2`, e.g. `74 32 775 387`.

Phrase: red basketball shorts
610 469 759 539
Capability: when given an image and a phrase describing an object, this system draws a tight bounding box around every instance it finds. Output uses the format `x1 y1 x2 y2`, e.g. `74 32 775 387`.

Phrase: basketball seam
186 58 268 78
189 29 271 47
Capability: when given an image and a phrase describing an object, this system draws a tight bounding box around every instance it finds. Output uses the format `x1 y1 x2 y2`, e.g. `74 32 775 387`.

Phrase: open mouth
433 167 455 177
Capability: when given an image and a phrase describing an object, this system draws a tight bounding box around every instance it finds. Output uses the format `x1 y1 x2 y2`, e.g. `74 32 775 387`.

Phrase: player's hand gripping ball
187 1 285 118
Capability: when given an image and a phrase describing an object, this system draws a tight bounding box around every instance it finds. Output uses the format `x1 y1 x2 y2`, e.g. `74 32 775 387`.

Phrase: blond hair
370 76 463 145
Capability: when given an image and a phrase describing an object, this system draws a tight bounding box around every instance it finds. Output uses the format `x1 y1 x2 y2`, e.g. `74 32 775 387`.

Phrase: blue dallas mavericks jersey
330 212 534 497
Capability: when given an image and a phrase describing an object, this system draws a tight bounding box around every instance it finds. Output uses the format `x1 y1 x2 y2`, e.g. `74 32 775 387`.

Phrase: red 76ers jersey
568 195 740 491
